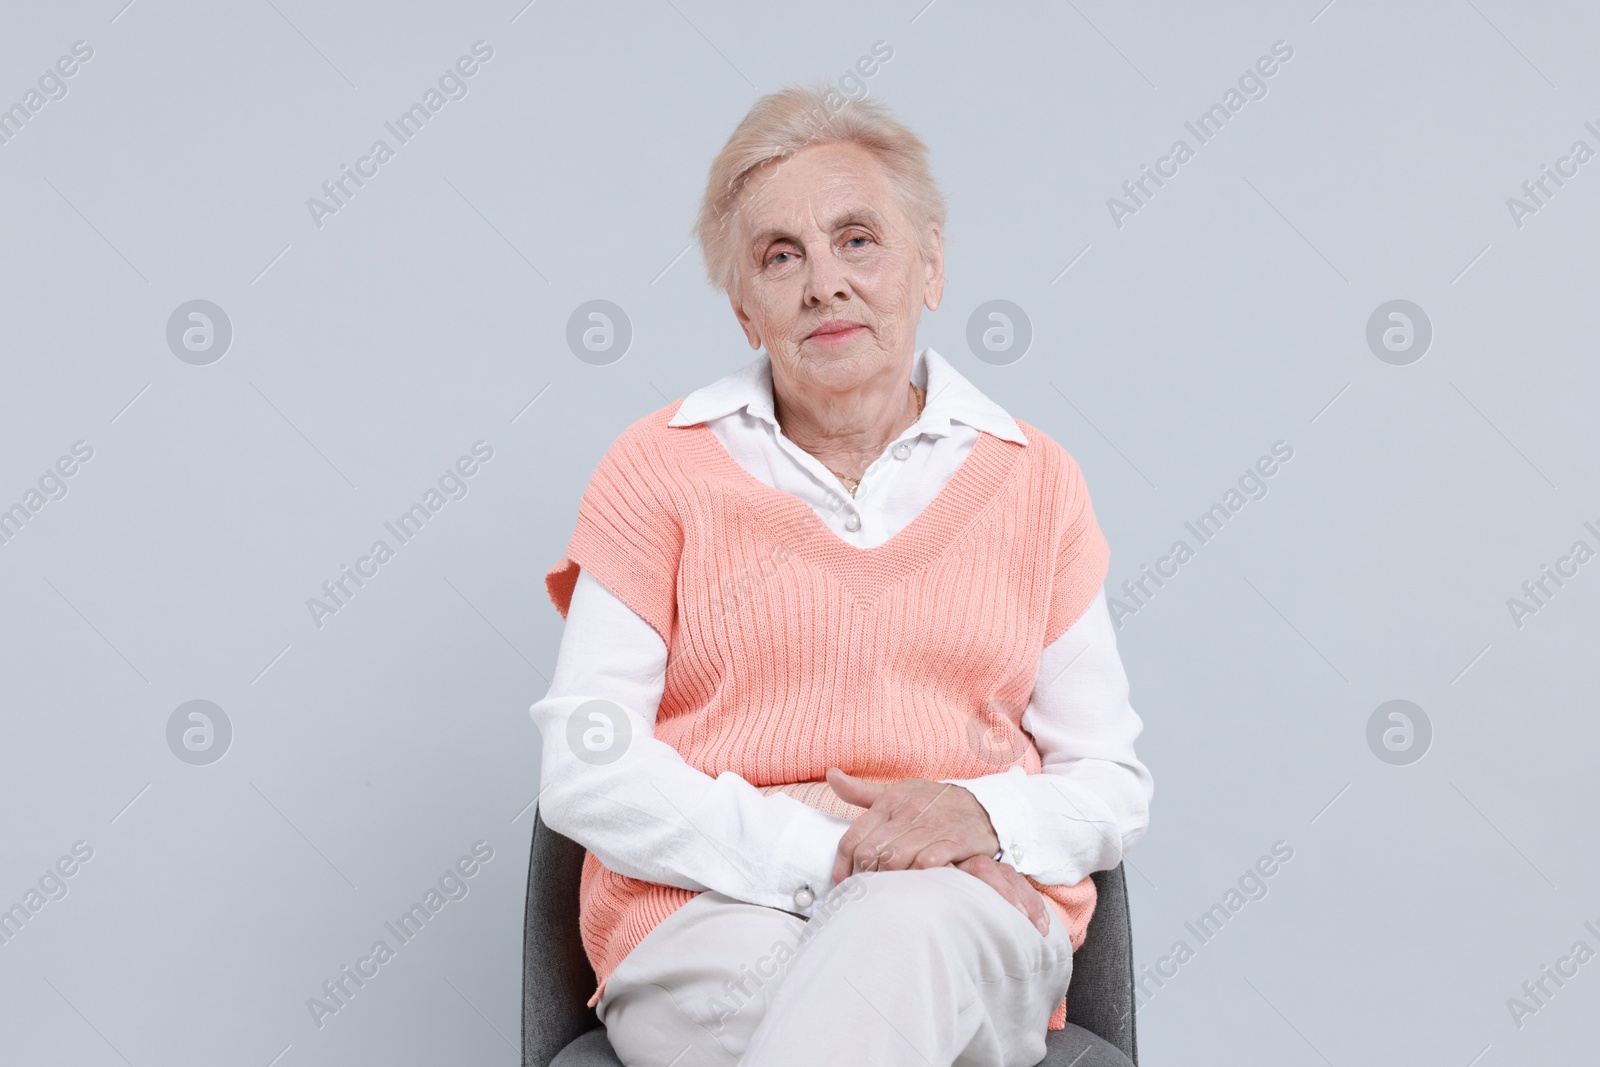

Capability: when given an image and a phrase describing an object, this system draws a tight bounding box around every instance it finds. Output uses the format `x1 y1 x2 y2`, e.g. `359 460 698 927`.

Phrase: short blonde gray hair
695 83 948 293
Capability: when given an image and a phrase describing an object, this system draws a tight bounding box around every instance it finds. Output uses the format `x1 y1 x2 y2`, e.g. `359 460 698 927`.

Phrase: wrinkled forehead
735 142 903 240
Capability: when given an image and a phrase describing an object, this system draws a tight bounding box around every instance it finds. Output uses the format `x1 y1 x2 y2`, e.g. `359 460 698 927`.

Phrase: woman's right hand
952 854 1051 937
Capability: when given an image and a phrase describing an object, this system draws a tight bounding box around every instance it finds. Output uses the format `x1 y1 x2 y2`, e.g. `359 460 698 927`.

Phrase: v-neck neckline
669 403 1025 588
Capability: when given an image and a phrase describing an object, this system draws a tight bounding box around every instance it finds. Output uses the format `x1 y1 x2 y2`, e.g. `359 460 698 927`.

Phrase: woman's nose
803 250 851 305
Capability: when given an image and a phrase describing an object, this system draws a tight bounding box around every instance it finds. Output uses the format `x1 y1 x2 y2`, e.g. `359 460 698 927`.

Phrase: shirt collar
667 347 1028 445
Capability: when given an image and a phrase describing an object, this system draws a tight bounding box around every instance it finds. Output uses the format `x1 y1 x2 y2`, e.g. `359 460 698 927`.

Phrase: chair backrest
522 806 1138 1067
1064 861 1138 1062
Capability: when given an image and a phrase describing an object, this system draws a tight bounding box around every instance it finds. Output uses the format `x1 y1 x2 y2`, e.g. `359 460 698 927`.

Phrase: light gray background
2 1 1596 1064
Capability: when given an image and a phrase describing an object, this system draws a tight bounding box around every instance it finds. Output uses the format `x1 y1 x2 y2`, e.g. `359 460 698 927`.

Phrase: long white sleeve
941 588 1154 886
529 566 851 915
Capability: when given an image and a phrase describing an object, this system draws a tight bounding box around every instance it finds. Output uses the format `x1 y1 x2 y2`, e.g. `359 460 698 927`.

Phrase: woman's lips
805 322 866 345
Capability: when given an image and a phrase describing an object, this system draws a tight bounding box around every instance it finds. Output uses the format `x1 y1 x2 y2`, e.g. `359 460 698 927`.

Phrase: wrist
949 783 1002 858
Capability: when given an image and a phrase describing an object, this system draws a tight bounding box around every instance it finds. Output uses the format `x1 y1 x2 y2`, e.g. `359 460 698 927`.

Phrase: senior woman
531 85 1153 1067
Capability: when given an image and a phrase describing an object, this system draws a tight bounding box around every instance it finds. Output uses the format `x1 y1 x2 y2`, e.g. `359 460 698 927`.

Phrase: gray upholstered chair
523 806 1138 1066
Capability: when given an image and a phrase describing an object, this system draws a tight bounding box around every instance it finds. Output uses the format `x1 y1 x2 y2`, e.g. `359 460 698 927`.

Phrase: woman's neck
772 364 924 481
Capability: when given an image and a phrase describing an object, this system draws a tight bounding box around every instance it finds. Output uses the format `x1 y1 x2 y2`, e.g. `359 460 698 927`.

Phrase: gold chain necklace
821 383 925 498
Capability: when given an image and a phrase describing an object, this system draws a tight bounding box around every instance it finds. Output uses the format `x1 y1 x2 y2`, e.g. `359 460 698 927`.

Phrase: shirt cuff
769 793 852 917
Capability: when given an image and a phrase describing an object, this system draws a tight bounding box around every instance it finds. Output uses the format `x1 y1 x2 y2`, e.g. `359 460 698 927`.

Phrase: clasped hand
825 767 1050 935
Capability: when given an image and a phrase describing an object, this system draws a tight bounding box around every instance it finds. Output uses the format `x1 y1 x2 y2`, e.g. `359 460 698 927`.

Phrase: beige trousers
595 866 1073 1067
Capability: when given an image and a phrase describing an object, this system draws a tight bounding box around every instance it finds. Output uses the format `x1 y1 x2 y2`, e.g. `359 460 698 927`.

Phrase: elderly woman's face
729 141 943 394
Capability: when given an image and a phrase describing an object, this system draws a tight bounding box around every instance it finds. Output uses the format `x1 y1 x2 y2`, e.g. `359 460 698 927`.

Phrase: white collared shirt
530 348 1153 916
667 341 1027 547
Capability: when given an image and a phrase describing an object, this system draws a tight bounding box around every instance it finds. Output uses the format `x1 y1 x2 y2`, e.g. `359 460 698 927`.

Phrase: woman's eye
769 250 794 265
844 236 869 248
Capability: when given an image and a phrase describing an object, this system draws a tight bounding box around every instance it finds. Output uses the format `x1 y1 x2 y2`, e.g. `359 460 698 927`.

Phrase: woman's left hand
952 854 1051 936
826 768 1002 886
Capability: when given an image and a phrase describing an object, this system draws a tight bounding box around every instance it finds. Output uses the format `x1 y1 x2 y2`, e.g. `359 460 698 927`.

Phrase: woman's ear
728 289 762 349
922 224 945 312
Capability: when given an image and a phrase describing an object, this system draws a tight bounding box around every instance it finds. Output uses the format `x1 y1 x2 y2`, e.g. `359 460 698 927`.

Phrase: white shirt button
1011 844 1026 864
793 885 815 910
844 513 862 532
892 442 912 460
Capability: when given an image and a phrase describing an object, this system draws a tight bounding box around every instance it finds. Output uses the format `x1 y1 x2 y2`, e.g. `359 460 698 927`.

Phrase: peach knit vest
545 400 1111 1030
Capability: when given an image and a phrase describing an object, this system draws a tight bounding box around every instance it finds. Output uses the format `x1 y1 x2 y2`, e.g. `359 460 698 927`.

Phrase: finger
833 807 890 884
837 779 957 875
877 827 970 872
832 839 861 886
1008 869 1050 937
984 860 1048 934
852 833 906 873
826 768 886 808
848 797 959 873
829 776 890 882
839 788 970 876
959 856 1049 936
905 829 991 871
848 818 938 873
862 791 982 872
1012 872 1049 934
